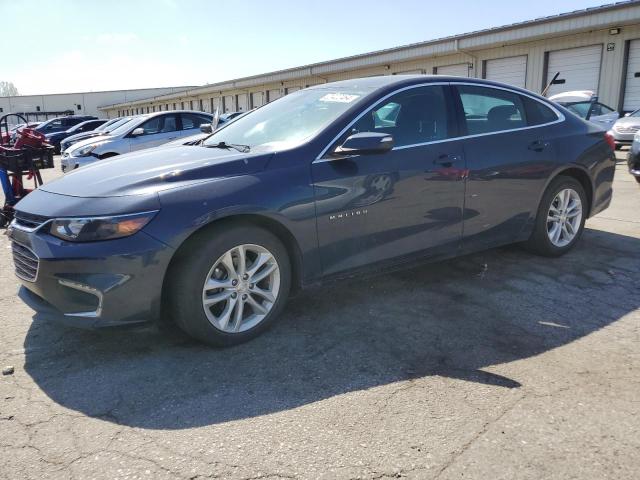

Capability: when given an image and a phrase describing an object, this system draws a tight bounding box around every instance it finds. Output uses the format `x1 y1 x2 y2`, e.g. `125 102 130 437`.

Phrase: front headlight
49 211 158 242
73 143 104 157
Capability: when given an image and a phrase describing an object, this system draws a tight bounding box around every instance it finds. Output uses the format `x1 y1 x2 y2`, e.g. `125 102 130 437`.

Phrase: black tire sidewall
168 223 291 346
529 176 587 256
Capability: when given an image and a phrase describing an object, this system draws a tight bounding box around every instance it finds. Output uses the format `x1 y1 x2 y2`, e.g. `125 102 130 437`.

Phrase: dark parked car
626 132 640 183
45 119 108 153
35 115 97 136
60 117 133 153
8 76 616 346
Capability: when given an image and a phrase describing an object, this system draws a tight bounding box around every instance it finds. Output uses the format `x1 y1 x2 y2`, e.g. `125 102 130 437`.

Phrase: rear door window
180 113 210 130
456 85 526 135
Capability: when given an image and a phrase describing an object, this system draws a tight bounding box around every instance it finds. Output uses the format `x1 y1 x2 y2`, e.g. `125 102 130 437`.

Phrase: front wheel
525 176 587 257
166 223 291 347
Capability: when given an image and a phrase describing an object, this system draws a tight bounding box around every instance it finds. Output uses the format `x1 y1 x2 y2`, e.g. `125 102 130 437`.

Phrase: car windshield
108 116 146 136
103 117 133 133
203 88 368 151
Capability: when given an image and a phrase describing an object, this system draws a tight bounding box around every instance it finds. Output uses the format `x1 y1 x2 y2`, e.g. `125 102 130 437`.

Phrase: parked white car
549 90 619 128
60 110 213 171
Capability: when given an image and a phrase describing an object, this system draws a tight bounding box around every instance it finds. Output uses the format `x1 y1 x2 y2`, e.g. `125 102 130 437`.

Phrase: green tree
0 81 19 96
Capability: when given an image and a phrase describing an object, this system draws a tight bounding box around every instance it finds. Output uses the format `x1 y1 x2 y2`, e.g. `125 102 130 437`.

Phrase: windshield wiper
204 141 250 153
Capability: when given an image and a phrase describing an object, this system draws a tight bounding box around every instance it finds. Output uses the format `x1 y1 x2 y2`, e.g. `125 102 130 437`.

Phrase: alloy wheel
202 244 280 333
546 188 582 247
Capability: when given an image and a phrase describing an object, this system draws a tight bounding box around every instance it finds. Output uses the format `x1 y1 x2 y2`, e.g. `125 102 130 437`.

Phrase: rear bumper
9 225 174 328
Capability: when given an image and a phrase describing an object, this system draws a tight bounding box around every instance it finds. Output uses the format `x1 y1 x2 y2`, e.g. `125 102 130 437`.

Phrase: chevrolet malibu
8 76 616 346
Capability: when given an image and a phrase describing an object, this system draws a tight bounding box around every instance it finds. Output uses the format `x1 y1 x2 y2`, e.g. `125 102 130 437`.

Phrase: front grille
615 125 640 134
11 242 39 282
14 211 49 230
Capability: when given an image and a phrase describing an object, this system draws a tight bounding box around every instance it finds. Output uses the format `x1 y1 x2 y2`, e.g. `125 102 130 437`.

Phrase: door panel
312 84 466 276
453 85 558 249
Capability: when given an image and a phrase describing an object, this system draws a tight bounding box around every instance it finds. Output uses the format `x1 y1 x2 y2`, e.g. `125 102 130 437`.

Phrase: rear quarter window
522 97 559 126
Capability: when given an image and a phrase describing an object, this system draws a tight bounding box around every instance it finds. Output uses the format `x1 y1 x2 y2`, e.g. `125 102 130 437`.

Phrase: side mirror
130 127 144 137
333 132 394 157
200 123 213 133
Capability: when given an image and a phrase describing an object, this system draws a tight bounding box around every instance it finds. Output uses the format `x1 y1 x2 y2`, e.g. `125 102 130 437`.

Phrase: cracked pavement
1 155 639 479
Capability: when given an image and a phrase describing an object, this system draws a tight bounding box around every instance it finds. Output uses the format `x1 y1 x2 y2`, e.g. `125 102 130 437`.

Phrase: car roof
306 74 543 95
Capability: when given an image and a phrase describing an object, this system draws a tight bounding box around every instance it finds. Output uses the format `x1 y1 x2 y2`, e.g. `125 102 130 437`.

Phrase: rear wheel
525 176 587 257
167 223 291 346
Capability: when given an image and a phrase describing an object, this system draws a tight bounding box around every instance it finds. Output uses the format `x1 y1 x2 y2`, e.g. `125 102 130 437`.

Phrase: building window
146 107 150 113
166 104 169 111
181 101 185 109
0 107 3 112
199 99 203 111
77 104 82 111
173 103 176 110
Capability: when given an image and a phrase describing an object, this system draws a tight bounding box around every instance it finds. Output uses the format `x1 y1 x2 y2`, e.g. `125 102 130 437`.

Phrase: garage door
267 89 283 102
236 93 248 112
623 39 640 111
485 55 527 88
251 92 265 108
435 63 470 77
223 95 234 113
546 45 602 97
393 69 424 75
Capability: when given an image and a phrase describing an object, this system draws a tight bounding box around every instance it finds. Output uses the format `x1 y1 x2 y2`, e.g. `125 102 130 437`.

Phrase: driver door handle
528 140 549 152
434 153 463 167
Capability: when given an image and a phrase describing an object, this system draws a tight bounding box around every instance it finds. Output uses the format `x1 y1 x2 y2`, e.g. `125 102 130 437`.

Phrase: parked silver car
61 110 213 171
549 90 619 128
611 109 640 149
60 116 134 153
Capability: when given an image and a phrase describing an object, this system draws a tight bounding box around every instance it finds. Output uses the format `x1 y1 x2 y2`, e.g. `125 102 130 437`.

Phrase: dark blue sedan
8 76 616 346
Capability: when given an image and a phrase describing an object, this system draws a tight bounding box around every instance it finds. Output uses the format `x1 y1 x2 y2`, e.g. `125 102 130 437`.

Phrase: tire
166 223 291 347
524 175 587 257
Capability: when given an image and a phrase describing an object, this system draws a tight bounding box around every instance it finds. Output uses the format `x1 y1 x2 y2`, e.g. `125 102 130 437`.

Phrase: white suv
61 110 213 171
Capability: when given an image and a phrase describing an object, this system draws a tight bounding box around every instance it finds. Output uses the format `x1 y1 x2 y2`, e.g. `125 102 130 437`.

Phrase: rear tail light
604 131 616 151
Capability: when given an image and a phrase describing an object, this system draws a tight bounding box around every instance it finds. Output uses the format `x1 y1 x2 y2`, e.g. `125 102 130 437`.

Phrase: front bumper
8 222 174 328
610 129 636 143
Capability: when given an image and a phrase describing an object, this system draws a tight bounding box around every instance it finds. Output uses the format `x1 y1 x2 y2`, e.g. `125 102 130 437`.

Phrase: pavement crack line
432 391 527 479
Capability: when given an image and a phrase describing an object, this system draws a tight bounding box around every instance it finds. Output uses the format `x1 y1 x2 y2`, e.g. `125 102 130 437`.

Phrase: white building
0 86 196 122
100 1 640 118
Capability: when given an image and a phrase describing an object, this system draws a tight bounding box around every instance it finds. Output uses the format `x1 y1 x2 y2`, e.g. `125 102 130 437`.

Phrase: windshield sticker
319 93 360 103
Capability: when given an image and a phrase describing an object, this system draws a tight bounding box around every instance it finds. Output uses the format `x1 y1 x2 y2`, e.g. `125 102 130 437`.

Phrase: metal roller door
546 45 602 97
251 92 265 108
435 63 470 77
484 55 527 88
393 69 424 75
236 93 248 112
267 89 283 102
623 39 640 111
223 95 234 113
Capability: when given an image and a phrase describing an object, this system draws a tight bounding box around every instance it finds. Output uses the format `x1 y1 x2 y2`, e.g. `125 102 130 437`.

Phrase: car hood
41 145 272 197
614 116 640 127
67 134 115 151
64 131 102 143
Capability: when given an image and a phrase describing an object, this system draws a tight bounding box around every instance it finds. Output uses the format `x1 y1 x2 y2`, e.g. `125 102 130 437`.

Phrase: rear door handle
528 140 549 152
